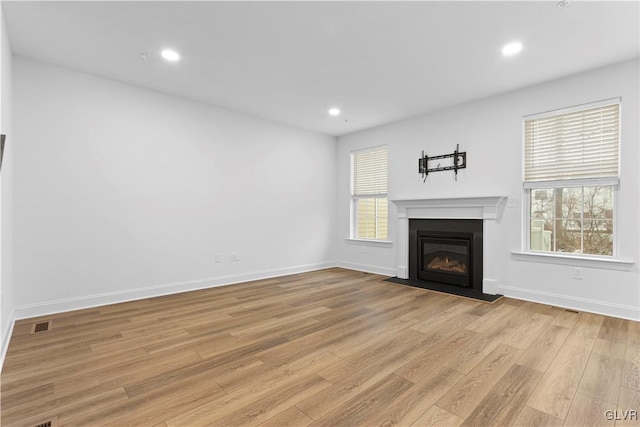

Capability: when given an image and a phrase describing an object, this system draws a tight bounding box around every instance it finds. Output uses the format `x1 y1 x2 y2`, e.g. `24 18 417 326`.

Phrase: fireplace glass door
419 236 471 287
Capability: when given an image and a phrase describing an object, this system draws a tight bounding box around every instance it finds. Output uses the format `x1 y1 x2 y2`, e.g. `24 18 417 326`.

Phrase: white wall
0 6 15 364
12 56 337 317
337 59 640 320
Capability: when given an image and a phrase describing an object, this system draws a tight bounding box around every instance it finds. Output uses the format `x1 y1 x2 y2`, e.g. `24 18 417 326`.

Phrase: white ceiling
3 1 639 136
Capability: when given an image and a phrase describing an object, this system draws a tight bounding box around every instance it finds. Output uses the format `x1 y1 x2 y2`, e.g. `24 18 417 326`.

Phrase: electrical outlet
573 267 583 280
214 253 221 263
231 252 240 262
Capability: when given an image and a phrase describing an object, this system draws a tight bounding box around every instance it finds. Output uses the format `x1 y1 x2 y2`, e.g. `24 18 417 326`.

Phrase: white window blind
351 146 388 240
524 102 620 183
352 146 388 196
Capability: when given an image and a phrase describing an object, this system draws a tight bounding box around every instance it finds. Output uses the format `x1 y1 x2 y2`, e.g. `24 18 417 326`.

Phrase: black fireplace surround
409 219 483 292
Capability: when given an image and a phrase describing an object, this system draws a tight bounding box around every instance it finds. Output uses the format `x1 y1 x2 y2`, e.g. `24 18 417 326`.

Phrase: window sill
345 238 393 248
511 251 635 271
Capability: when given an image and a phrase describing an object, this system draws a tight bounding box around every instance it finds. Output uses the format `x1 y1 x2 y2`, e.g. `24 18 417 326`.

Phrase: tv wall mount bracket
418 144 467 182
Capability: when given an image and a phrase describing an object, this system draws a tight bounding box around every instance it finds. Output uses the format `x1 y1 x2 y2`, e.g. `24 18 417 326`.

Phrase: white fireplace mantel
392 196 506 220
390 196 507 294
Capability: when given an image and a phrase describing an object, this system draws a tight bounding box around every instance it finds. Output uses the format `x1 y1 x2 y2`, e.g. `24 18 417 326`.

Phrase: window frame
522 99 621 260
523 181 619 259
350 145 390 242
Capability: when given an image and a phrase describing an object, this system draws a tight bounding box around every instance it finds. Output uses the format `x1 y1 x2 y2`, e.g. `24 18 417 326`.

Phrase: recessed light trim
328 108 341 116
502 42 523 57
161 49 180 62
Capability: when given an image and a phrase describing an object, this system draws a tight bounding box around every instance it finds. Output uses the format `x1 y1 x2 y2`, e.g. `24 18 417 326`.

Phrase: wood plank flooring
1 268 638 426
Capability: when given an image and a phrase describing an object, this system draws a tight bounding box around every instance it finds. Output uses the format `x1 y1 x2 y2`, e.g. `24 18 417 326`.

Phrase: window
524 100 619 256
351 146 388 240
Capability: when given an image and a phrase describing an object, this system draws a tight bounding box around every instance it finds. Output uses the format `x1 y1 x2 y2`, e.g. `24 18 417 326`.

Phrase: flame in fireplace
427 256 467 274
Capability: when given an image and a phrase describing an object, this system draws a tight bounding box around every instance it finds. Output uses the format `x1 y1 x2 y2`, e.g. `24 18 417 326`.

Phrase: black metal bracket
419 144 467 182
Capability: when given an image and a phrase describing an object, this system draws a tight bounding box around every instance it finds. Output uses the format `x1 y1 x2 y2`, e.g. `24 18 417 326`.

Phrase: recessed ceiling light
328 108 341 116
502 42 523 57
161 49 180 62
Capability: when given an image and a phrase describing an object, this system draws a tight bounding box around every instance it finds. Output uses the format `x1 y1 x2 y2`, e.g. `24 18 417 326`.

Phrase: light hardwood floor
1 268 638 426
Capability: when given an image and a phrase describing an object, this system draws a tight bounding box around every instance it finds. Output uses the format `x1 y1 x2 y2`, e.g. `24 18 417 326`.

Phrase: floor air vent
31 320 52 334
34 418 57 427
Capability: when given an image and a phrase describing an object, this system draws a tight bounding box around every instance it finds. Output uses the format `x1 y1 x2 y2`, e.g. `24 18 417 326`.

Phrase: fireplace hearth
409 219 483 292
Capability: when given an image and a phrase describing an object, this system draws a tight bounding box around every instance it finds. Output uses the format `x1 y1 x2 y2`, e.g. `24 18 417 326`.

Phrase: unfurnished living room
0 1 638 426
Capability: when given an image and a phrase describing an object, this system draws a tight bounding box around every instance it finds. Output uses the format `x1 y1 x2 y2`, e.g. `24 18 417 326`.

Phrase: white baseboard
12 262 336 321
1 309 16 372
498 285 640 321
335 261 396 277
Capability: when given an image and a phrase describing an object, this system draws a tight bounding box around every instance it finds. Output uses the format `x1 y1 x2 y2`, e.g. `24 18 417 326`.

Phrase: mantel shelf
391 196 506 209
391 196 507 220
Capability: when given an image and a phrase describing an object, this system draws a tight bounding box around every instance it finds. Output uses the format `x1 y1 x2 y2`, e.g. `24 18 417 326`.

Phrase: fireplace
409 219 483 291
421 236 470 286
391 196 506 296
